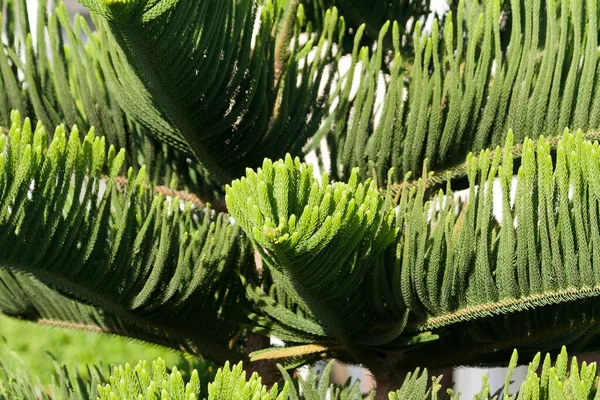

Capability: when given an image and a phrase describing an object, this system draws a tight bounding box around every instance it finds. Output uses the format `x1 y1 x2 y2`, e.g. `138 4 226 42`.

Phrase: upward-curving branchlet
325 0 600 190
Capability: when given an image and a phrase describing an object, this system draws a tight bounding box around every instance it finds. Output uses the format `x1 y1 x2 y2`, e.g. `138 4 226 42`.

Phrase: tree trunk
244 332 281 388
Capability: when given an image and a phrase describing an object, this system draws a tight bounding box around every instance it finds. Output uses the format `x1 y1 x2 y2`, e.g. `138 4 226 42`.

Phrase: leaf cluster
0 0 222 201
322 0 600 189
75 0 344 184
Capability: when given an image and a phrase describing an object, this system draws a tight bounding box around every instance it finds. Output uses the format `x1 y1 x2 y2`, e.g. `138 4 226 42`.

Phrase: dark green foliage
301 0 430 51
401 130 600 367
389 131 600 320
78 0 344 184
0 112 253 364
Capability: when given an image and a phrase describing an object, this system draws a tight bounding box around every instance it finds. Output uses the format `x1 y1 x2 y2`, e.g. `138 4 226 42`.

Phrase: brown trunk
243 332 281 387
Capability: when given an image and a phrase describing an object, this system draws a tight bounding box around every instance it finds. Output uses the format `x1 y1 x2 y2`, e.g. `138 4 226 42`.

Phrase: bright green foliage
226 155 397 353
208 361 288 400
77 0 345 184
1 344 600 399
97 358 200 400
0 349 103 399
97 359 289 400
0 112 253 364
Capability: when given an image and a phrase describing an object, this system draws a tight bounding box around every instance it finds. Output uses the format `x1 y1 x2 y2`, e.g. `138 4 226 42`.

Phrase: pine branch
326 0 600 190
80 0 344 184
226 155 399 365
0 0 221 202
0 112 254 365
377 129 600 370
0 268 207 354
227 129 600 373
390 129 600 198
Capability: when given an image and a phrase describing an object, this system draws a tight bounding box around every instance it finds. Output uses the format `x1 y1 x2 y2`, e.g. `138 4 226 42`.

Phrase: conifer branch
0 112 253 365
229 128 600 372
82 0 344 183
112 175 227 212
325 0 600 191
390 129 600 196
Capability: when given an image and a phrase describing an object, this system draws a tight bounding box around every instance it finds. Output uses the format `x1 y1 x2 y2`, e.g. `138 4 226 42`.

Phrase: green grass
0 315 210 384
